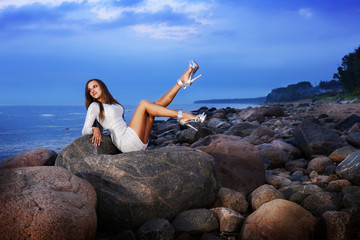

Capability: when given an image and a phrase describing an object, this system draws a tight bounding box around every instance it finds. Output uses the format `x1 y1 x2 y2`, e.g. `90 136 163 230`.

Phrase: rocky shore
1 101 360 240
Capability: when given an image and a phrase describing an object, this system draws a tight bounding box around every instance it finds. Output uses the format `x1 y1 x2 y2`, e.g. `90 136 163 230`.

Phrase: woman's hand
92 127 102 146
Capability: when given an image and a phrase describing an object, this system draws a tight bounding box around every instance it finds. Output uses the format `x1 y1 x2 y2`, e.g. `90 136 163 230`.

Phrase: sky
1 0 360 105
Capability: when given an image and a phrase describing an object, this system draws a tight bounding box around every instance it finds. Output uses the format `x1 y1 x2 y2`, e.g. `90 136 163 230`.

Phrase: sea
0 103 259 161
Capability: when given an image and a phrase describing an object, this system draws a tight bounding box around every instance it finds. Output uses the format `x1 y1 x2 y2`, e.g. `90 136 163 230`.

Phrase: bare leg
128 65 195 143
128 100 195 143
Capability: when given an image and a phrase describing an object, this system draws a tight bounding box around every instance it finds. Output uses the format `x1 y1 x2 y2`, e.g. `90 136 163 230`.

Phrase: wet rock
240 199 317 240
0 166 97 240
0 147 57 169
191 134 265 195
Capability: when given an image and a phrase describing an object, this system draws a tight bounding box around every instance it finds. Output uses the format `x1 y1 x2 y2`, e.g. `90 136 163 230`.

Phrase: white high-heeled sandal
177 60 203 89
177 111 207 132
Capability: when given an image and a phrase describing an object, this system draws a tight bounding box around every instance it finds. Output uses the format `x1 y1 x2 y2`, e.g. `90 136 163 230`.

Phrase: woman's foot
177 111 207 131
177 60 203 89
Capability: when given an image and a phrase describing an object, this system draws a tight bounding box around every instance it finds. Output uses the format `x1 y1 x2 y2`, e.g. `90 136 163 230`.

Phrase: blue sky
1 0 360 105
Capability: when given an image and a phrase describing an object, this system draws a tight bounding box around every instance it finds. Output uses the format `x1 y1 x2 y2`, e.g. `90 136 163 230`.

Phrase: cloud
0 0 82 9
131 23 198 40
298 8 313 18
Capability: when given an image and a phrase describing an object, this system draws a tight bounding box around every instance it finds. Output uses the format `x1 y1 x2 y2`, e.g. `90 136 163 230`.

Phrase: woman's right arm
82 103 99 136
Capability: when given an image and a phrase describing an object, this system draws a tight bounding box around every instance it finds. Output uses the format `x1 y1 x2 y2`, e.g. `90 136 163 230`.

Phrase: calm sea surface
0 103 259 161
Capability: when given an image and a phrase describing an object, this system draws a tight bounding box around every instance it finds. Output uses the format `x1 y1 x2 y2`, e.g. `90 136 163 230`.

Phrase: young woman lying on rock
82 60 206 153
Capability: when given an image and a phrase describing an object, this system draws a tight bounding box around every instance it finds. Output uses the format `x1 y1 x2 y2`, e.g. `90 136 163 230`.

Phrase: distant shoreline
194 97 266 104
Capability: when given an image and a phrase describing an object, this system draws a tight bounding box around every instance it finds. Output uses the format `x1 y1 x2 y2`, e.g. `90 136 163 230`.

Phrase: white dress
82 102 148 153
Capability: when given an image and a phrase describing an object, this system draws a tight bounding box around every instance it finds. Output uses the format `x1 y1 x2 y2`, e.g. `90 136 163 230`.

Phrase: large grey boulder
294 118 348 158
55 135 219 230
0 166 97 240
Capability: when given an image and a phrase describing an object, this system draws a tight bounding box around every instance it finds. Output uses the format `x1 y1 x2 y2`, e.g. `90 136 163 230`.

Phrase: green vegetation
266 45 360 103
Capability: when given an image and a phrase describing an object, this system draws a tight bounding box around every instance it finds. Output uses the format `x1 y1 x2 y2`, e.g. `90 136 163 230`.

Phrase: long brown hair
85 79 123 121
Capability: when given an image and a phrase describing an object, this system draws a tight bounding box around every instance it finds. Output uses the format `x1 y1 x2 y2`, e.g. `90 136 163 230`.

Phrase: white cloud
0 0 82 9
298 8 313 18
131 23 198 40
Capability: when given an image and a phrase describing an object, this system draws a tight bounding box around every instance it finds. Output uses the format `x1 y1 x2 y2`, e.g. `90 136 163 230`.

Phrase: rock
336 150 360 185
256 144 291 169
210 187 248 214
270 139 302 159
335 114 360 131
262 106 285 117
171 209 219 235
307 156 333 174
137 218 175 240
342 186 360 213
349 122 360 134
223 122 258 137
327 179 352 190
240 199 317 240
251 126 275 138
285 158 307 171
210 207 245 232
191 134 265 195
278 183 323 200
265 174 291 188
210 108 228 120
322 211 353 240
294 118 348 158
176 127 213 144
240 107 264 122
0 166 97 240
346 132 360 148
207 119 230 130
329 146 357 163
0 147 57 169
301 192 341 216
249 184 285 211
56 136 219 230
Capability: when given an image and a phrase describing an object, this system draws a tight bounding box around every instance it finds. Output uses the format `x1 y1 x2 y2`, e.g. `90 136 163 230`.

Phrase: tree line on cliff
266 45 360 103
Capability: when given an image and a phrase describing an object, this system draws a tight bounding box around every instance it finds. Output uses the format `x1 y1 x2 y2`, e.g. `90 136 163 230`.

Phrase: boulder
285 158 308 171
307 156 333 174
249 184 285 211
294 118 348 158
0 166 97 240
336 150 360 185
56 136 219 230
223 122 258 137
0 147 57 169
239 107 264 122
171 209 219 235
137 218 175 240
329 146 357 163
270 139 302 159
335 114 360 131
262 106 285 117
210 187 248 214
191 134 265 195
322 211 353 240
210 207 245 232
251 126 275 138
256 144 291 169
346 132 360 148
240 199 317 240
176 127 213 144
301 192 341 216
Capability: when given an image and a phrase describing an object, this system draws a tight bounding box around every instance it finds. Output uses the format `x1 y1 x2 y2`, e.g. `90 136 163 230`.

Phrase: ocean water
0 103 258 161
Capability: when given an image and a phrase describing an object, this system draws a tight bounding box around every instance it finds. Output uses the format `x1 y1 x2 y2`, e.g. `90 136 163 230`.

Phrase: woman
82 60 206 153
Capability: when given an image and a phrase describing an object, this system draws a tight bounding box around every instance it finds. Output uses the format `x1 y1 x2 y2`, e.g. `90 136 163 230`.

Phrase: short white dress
82 102 148 153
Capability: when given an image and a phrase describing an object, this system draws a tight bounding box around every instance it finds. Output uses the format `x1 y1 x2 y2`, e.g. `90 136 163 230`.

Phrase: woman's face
87 80 104 101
